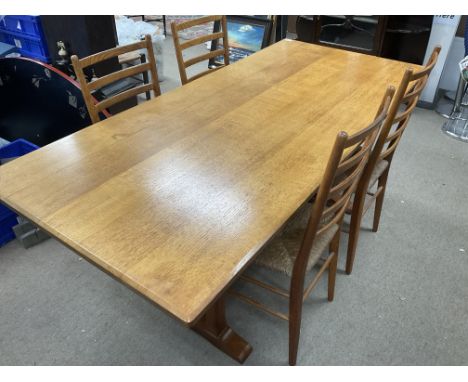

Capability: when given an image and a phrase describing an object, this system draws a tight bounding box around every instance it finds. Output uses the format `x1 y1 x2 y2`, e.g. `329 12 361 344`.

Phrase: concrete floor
1 37 468 366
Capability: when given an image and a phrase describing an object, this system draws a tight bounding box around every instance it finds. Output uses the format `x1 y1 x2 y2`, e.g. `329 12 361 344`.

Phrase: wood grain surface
0 40 416 324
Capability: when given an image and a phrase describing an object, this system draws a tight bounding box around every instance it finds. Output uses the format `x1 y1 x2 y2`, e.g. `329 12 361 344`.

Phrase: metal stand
438 74 468 141
436 74 468 120
439 13 468 141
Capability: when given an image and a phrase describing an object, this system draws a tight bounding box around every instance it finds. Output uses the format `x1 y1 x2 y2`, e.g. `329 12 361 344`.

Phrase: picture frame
209 15 275 67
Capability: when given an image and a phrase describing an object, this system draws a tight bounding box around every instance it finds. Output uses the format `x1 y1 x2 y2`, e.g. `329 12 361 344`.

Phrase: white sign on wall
433 15 459 26
419 15 461 105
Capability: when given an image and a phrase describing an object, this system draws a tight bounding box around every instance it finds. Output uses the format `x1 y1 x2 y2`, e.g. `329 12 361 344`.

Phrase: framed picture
209 15 275 67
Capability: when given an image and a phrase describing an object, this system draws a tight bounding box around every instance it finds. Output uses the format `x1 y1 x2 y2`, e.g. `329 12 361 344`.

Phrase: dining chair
345 45 441 275
171 15 230 85
230 87 395 366
71 34 161 124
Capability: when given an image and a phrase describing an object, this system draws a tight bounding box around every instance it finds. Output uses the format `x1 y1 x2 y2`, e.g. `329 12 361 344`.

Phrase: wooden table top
0 40 415 324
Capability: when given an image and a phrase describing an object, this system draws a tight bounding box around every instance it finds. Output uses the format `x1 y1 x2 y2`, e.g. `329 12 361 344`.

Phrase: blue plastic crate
0 16 44 39
0 139 39 162
0 30 8 44
0 209 18 246
0 29 50 62
0 16 49 62
0 139 39 247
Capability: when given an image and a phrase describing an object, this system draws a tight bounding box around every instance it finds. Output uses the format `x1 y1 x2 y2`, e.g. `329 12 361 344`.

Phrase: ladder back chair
71 34 161 124
171 15 230 85
345 45 441 275
230 87 394 366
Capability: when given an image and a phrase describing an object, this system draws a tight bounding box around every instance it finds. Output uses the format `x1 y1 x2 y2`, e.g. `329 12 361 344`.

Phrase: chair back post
71 54 100 124
171 21 189 84
221 16 230 66
144 34 162 97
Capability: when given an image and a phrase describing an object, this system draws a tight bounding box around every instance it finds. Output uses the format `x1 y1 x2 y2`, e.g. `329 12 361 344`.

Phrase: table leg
192 296 252 364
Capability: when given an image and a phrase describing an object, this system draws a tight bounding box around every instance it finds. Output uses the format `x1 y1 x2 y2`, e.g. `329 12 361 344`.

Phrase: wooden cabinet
40 15 137 113
297 16 387 55
296 15 433 65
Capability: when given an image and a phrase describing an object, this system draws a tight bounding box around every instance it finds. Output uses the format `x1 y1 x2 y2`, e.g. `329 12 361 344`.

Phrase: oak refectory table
0 39 411 363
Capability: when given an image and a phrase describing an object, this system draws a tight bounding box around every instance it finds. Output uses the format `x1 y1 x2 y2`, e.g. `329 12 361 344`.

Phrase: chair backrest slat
184 48 226 68
322 182 357 223
180 31 225 50
392 102 415 124
316 203 349 236
175 15 223 30
401 78 427 103
87 62 151 91
79 40 147 68
188 66 224 82
171 15 230 85
71 34 161 124
96 83 153 112
335 144 368 177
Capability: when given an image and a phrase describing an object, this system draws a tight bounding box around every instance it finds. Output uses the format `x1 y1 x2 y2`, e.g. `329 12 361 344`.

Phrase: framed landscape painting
209 15 274 67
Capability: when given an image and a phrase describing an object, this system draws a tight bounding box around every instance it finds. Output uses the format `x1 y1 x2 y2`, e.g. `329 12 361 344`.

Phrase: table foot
192 296 252 364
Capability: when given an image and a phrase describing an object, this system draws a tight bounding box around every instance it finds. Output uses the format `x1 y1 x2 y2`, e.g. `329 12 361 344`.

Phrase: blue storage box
0 205 18 246
0 15 44 38
0 16 50 62
0 138 39 163
0 30 49 62
0 139 39 247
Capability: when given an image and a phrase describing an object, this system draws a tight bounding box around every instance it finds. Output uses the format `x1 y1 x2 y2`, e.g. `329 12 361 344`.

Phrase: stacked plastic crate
0 15 50 62
0 140 40 247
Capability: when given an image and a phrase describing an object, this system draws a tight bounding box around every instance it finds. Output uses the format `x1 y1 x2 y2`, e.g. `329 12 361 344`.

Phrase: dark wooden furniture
41 16 118 71
0 57 108 146
171 15 230 85
71 35 161 124
296 15 433 64
380 16 434 64
297 16 387 55
345 46 441 275
40 15 138 114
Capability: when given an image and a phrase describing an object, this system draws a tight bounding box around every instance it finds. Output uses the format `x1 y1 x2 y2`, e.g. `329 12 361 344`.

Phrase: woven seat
347 159 389 209
369 159 389 188
255 204 338 276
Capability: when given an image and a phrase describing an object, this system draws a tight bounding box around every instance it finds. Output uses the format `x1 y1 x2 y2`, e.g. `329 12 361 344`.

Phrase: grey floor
1 37 467 366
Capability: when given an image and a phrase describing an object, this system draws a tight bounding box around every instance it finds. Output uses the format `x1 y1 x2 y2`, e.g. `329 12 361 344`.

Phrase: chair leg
372 169 389 232
288 304 302 366
328 231 340 301
288 281 305 366
346 190 366 275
